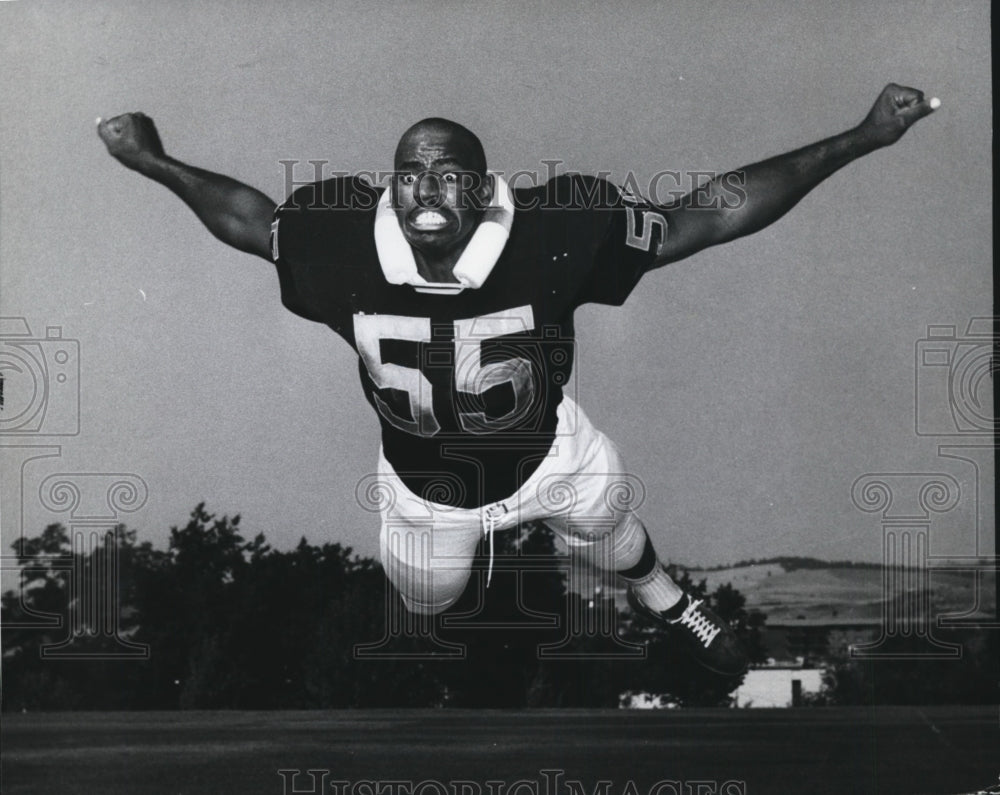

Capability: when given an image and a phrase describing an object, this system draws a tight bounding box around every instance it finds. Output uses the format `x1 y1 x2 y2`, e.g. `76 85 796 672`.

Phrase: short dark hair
395 117 487 176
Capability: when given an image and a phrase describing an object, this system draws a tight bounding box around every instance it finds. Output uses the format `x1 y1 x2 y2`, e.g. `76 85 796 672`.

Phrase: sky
0 0 993 569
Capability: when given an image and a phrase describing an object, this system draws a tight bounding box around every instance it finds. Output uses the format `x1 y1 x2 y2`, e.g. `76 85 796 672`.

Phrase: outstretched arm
652 84 938 268
98 113 276 261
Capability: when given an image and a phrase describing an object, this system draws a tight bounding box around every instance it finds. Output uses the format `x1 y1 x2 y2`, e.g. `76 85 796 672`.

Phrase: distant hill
699 556 883 572
678 557 996 627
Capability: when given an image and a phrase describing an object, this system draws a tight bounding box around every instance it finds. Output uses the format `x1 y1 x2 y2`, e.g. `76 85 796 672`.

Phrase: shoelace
672 599 720 647
481 503 508 587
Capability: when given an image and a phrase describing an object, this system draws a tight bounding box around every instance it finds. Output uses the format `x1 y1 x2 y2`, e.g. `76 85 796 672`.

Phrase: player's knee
561 512 648 570
608 512 649 568
396 575 468 615
400 592 459 616
381 552 472 615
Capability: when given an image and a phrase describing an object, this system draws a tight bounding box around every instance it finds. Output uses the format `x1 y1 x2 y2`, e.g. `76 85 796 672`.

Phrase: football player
98 85 936 675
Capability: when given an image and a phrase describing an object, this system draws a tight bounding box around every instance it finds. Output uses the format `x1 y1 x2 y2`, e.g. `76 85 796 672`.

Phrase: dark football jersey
271 174 669 508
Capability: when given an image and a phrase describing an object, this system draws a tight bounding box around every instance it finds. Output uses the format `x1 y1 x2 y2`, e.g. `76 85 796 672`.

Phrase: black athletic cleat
627 589 749 676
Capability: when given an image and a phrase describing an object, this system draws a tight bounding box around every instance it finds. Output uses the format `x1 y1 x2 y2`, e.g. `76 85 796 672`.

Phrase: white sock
629 565 684 613
607 515 684 613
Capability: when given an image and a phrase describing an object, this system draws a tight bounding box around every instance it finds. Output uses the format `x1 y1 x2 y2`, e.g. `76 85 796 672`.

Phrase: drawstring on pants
482 502 509 587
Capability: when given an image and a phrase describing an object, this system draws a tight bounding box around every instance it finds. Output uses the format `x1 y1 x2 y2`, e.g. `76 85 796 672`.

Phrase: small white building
733 666 824 708
620 665 825 709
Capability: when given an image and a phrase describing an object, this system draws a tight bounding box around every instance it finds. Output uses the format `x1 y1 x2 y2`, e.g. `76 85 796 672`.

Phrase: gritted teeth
411 209 449 230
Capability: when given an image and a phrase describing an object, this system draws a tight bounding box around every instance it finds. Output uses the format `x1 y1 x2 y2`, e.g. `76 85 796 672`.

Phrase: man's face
393 127 492 257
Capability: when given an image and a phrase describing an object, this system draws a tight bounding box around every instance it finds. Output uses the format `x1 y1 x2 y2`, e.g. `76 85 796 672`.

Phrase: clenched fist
858 83 939 148
97 112 166 172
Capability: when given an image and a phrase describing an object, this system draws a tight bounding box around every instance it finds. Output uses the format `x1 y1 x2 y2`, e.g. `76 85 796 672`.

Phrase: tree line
3 503 993 710
2 504 768 710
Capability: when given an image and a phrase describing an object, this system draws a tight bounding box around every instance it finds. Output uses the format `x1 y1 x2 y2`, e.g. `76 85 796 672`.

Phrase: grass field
2 707 998 795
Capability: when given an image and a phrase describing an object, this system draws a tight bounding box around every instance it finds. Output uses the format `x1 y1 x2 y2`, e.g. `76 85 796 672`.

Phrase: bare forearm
138 155 276 257
654 84 937 266
98 113 276 260
692 126 878 244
